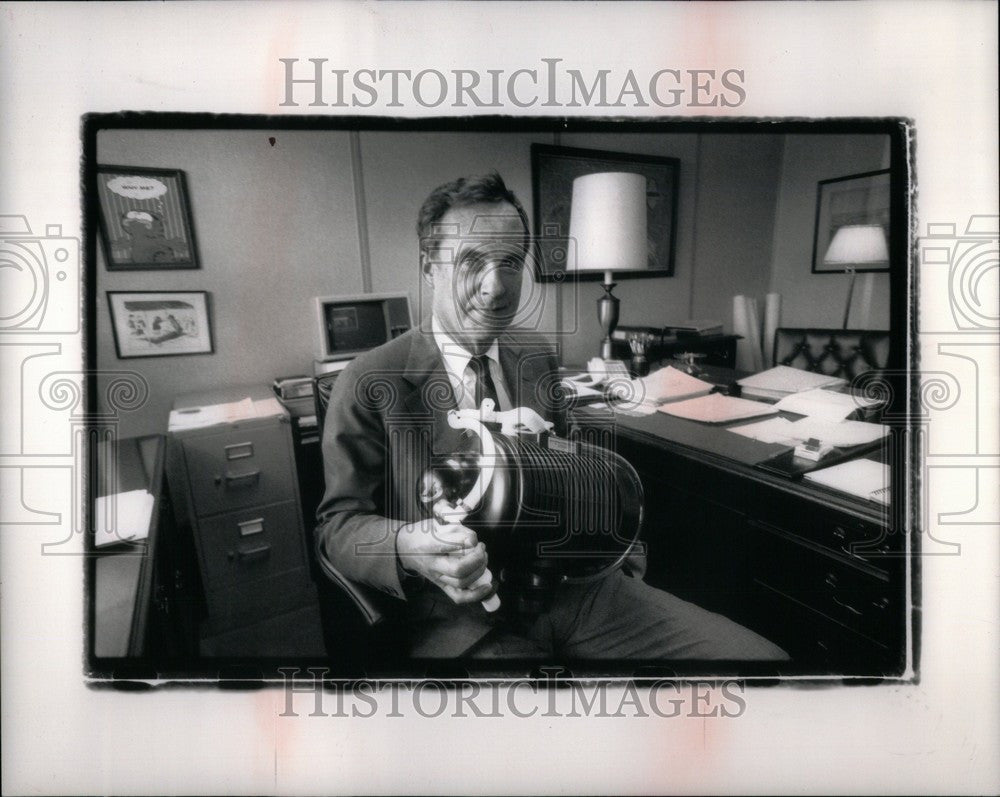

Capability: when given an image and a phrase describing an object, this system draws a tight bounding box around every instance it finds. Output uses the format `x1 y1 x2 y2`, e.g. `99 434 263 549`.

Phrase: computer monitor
314 292 413 361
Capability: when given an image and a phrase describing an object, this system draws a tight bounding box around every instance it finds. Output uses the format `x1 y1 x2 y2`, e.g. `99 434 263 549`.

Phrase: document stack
736 365 845 402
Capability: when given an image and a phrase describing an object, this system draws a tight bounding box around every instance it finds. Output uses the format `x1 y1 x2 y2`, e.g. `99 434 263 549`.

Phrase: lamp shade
823 224 889 266
568 172 648 273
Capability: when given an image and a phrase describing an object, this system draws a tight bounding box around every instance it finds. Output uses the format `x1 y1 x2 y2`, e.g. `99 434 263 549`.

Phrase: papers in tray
168 396 284 431
729 416 889 447
94 489 154 547
804 458 889 504
773 387 881 421
658 392 779 423
737 365 846 400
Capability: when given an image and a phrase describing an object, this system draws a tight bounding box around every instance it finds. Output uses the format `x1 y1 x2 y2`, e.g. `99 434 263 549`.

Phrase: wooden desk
572 394 907 676
92 435 199 661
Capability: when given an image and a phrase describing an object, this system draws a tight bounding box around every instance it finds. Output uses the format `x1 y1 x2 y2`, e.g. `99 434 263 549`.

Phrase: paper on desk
788 417 889 447
94 489 154 547
560 378 603 398
774 387 881 421
738 365 845 395
659 392 779 423
728 416 799 444
168 397 256 431
728 415 888 448
804 458 889 504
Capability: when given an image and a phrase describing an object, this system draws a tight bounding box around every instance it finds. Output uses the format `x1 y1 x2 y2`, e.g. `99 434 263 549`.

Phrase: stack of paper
804 459 889 505
729 416 889 447
168 396 282 432
94 489 154 547
608 366 714 406
737 365 845 401
773 387 880 421
659 392 779 424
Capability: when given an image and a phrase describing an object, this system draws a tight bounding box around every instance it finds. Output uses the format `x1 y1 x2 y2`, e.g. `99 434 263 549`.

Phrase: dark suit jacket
315 327 564 610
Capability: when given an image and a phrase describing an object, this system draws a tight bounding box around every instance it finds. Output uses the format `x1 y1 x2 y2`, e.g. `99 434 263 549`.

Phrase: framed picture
812 169 891 274
107 291 213 358
96 165 199 270
531 144 680 282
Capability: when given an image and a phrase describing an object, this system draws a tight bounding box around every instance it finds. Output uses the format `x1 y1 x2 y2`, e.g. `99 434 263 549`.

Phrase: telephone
587 357 631 383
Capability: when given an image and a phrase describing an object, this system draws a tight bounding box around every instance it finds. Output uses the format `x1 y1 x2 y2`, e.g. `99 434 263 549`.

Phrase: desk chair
772 328 890 382
310 372 408 672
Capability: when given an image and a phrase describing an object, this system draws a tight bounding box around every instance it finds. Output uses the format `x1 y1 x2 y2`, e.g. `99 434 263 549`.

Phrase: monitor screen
324 300 388 352
315 292 412 361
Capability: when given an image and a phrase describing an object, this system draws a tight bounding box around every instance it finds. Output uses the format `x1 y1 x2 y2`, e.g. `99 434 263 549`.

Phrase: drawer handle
824 572 838 588
225 442 254 460
832 595 863 616
238 517 265 537
216 469 260 488
235 543 271 562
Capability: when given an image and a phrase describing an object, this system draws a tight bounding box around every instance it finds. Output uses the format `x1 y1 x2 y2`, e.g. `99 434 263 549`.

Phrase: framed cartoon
107 291 213 358
531 144 680 282
812 169 891 274
96 166 199 270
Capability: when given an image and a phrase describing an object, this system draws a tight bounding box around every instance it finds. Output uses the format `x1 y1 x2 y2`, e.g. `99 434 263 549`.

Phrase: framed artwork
531 144 680 282
96 165 199 270
107 291 213 358
812 169 891 274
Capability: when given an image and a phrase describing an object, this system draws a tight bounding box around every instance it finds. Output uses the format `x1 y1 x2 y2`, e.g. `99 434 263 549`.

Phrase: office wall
96 127 884 437
96 129 361 437
769 134 892 329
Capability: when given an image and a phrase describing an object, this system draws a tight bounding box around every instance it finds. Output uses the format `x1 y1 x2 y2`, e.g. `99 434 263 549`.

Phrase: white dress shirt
431 316 512 412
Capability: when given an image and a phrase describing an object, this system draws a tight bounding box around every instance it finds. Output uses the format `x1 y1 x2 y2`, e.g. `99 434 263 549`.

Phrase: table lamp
823 223 888 328
568 172 648 359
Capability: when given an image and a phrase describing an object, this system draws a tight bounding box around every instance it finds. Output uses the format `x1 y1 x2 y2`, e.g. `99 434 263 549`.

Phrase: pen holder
626 334 649 377
630 354 649 378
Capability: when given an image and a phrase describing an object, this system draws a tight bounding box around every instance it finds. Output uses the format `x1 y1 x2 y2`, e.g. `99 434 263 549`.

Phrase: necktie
468 354 500 410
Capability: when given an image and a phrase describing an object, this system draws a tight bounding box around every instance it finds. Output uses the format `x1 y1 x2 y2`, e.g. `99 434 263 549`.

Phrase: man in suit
316 172 786 660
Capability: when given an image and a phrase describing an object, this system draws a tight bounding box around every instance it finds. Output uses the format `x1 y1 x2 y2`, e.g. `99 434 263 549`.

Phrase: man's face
424 201 527 351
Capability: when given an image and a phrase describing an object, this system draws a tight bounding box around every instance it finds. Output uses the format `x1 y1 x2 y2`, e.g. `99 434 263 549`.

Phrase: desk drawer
197 501 305 592
183 425 294 516
751 490 890 558
750 519 896 644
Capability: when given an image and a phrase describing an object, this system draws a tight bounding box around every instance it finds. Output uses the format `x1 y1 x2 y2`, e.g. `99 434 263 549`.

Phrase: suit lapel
400 330 463 451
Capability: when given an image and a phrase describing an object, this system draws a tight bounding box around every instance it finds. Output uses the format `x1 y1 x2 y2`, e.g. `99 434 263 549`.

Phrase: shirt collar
431 316 500 378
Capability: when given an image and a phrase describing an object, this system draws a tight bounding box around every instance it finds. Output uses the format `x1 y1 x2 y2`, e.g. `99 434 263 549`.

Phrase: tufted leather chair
772 328 890 382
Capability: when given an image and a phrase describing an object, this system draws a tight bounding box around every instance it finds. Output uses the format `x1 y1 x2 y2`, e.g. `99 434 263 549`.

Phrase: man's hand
396 519 494 605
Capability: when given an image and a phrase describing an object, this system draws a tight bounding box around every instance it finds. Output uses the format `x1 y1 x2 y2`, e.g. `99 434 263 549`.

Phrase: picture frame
107 291 213 358
530 144 680 282
812 169 891 274
96 165 199 270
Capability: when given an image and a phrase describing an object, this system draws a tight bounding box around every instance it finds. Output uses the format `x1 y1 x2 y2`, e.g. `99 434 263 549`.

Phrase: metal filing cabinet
166 384 314 635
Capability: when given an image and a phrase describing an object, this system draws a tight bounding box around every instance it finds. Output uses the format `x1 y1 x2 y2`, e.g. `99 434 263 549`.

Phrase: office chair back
773 328 890 382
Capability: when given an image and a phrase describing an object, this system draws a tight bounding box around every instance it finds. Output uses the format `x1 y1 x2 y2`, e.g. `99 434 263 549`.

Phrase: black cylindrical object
418 422 643 603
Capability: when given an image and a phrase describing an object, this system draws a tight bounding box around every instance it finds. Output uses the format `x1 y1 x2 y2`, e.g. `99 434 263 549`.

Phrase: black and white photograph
88 118 909 678
1 2 997 795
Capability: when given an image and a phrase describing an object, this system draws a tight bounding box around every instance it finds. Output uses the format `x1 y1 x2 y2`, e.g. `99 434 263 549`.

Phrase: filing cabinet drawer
196 501 305 592
183 425 295 516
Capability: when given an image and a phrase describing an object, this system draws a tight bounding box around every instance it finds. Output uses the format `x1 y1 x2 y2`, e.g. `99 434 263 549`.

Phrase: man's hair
416 171 530 261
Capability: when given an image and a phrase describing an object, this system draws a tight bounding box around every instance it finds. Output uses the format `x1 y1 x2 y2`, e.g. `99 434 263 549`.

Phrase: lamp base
597 276 620 361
